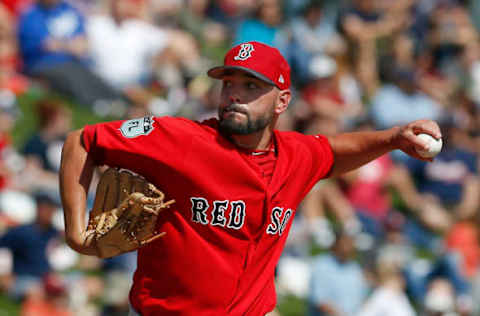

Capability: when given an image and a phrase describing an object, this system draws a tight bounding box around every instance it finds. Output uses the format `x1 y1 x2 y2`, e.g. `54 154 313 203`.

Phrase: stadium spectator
205 0 256 31
0 4 29 95
421 277 472 316
0 97 19 191
290 0 338 57
86 0 201 116
0 0 32 17
100 252 136 316
376 213 472 311
86 0 169 91
379 33 417 84
0 191 61 301
20 272 73 316
446 221 480 279
17 0 122 108
21 98 71 193
356 256 415 316
428 0 478 70
301 55 363 128
462 41 480 90
288 0 343 85
177 0 229 63
403 119 479 225
234 0 288 53
308 229 369 316
300 178 358 248
370 67 444 130
336 0 411 97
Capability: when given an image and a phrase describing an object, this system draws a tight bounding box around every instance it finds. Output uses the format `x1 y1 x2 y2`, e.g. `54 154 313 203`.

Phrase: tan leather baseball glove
86 168 174 258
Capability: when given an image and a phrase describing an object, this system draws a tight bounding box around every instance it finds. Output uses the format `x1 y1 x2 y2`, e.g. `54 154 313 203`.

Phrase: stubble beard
218 106 273 135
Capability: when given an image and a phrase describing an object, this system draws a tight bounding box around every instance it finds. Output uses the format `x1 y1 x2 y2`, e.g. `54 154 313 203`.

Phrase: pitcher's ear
275 89 291 114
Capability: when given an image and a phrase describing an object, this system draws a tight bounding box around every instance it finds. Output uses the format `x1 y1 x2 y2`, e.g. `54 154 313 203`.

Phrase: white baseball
415 133 442 158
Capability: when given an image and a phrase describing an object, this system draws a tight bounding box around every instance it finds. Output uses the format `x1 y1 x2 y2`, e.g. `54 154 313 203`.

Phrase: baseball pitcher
59 41 441 315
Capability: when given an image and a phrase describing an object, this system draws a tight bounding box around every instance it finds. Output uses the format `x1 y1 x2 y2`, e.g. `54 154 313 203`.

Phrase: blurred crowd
0 0 479 315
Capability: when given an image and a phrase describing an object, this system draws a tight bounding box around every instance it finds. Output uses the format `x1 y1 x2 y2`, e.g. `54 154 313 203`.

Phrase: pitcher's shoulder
152 116 220 136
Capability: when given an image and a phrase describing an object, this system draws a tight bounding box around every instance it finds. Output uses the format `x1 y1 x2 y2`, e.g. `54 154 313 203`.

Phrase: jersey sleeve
82 116 195 175
277 132 334 201
301 134 334 183
296 134 334 199
312 134 334 178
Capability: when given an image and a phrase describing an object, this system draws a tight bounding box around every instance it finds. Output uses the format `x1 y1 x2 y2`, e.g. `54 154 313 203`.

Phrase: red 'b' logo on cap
234 43 255 61
207 41 291 90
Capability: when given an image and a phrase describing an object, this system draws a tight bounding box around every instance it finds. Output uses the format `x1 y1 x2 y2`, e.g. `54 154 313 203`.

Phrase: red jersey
82 116 334 316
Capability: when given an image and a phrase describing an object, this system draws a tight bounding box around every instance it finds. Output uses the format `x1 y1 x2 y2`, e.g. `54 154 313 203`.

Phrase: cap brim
207 66 276 86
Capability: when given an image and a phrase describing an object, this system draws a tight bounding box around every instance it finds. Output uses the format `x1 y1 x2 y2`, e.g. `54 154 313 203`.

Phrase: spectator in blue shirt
0 191 61 301
403 118 480 224
370 68 443 130
234 0 288 55
288 0 341 86
308 229 369 316
17 0 123 110
390 118 479 250
18 0 86 73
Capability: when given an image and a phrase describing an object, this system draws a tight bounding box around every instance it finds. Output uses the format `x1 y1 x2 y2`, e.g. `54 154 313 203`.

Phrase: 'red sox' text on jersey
82 115 334 316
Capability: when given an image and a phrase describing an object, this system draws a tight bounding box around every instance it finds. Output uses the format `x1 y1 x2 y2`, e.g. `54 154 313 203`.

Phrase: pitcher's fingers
411 120 442 139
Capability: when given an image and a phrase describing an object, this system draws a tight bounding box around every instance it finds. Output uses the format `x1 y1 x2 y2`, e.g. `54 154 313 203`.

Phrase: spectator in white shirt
86 0 200 115
86 0 169 90
357 260 416 316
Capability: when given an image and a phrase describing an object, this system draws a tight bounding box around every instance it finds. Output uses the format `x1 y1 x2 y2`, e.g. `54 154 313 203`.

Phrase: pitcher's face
218 70 278 135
